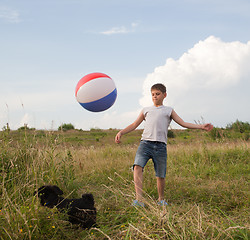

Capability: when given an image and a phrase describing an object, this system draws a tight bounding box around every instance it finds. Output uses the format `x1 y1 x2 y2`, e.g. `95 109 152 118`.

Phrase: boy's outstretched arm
171 110 213 131
115 111 144 143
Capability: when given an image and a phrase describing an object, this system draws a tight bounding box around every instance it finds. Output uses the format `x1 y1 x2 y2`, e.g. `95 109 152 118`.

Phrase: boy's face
151 89 166 107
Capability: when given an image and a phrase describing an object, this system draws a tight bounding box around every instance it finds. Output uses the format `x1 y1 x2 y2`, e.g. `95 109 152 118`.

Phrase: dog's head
35 185 63 208
81 193 95 208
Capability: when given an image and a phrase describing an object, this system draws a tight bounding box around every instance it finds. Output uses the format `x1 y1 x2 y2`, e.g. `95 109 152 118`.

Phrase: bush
168 130 175 138
209 127 224 140
58 123 75 131
17 124 35 131
2 123 10 132
226 120 250 133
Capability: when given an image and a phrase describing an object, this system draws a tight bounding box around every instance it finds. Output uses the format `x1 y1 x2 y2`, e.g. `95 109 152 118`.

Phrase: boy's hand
115 132 122 143
202 123 213 132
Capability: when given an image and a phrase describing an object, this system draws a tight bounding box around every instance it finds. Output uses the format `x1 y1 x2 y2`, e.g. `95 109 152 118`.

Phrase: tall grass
0 129 249 239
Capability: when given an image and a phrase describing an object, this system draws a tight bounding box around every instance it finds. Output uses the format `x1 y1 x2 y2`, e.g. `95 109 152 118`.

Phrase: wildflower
19 229 23 233
121 225 125 228
52 226 55 229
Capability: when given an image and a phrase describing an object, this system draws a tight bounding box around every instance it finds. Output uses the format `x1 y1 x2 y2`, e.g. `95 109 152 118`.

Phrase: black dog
35 185 96 228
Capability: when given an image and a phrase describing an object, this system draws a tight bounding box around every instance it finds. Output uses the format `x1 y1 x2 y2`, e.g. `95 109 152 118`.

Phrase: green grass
0 129 249 239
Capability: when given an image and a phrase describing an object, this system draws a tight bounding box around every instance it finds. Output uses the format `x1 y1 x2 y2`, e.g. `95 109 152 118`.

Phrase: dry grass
0 130 249 239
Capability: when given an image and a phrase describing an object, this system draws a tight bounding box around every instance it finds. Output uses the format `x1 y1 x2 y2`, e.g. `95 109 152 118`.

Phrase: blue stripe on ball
79 88 117 112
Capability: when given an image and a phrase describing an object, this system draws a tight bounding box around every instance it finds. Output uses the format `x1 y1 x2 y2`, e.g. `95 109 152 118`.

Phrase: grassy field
0 128 249 239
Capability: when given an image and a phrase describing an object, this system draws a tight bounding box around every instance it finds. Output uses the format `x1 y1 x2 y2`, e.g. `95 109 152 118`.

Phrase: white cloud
140 36 250 126
140 36 250 106
100 22 139 35
75 109 141 130
0 6 21 23
101 26 129 35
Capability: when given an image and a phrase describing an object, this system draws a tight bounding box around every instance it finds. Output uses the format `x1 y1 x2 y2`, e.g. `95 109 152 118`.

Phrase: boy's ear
164 92 167 98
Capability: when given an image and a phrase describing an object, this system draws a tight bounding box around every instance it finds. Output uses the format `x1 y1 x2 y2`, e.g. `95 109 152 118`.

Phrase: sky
0 0 250 131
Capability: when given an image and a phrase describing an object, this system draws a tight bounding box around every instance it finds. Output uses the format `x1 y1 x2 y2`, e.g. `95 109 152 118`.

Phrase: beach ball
75 72 117 112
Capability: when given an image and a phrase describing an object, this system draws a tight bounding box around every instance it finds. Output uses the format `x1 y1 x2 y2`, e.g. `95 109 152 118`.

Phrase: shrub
209 127 224 140
2 123 10 132
226 120 250 133
168 130 175 138
58 123 75 131
17 124 35 131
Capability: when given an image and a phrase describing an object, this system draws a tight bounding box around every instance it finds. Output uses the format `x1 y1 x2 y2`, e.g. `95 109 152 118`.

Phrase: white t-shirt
141 105 173 144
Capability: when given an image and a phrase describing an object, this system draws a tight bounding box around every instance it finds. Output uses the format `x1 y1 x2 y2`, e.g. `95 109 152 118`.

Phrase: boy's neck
154 103 164 107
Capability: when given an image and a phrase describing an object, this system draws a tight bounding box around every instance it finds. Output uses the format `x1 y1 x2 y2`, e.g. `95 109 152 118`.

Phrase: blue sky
0 0 250 130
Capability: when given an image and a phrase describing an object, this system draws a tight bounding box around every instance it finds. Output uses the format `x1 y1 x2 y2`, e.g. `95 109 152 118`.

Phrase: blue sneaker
132 200 145 207
158 200 168 206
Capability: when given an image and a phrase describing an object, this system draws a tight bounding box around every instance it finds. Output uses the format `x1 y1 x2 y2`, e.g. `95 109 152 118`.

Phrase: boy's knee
133 165 143 172
156 177 165 180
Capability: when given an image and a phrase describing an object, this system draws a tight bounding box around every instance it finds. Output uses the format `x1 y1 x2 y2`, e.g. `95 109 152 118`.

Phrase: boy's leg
152 142 167 202
133 165 143 201
157 177 165 201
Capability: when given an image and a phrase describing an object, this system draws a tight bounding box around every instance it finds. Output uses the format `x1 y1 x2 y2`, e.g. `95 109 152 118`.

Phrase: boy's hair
151 83 166 93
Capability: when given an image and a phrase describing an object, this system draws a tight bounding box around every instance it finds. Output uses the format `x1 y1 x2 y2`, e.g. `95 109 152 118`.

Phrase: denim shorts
133 140 167 178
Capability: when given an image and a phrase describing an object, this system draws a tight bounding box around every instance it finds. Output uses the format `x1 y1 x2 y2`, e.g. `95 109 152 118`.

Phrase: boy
115 83 213 207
